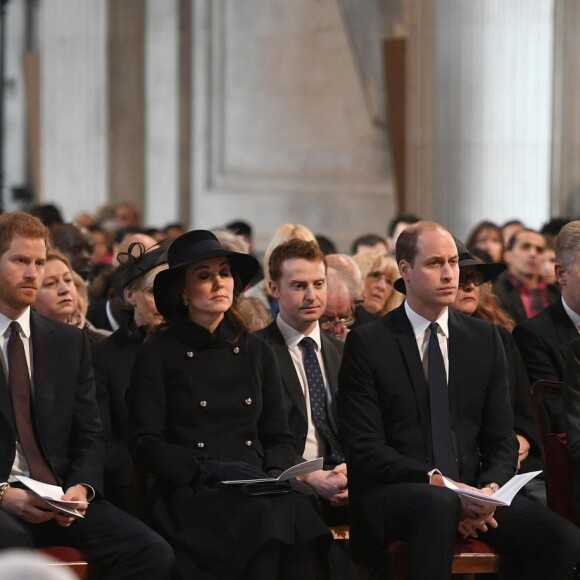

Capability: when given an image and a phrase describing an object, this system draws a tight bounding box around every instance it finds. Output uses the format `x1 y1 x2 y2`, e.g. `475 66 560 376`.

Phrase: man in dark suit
256 239 347 514
338 220 580 579
0 212 173 578
492 228 560 324
513 220 580 430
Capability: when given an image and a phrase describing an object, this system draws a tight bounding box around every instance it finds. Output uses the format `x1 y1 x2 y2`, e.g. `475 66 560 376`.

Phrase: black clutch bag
238 481 292 497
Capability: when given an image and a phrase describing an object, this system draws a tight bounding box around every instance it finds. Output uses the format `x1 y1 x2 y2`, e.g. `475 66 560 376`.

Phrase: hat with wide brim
153 230 259 317
393 237 507 295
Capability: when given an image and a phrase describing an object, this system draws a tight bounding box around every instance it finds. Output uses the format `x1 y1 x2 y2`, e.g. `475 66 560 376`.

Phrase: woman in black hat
126 230 329 579
91 242 168 515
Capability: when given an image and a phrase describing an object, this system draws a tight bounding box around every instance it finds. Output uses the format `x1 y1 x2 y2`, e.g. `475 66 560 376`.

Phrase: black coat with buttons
127 315 328 577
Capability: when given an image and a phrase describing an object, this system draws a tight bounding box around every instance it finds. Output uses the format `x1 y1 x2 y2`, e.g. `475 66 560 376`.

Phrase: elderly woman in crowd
90 242 168 514
353 248 403 318
126 230 329 579
33 250 109 342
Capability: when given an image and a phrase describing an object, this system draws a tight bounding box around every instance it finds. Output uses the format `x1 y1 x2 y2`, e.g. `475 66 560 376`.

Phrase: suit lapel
388 306 431 443
262 323 308 423
552 300 579 358
0 354 16 434
29 312 57 439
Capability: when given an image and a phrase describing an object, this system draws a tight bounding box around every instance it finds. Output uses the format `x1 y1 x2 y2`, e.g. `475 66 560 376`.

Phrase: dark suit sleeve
564 338 580 461
251 338 295 474
513 321 562 383
338 328 431 486
498 326 538 450
90 342 113 448
476 325 519 486
63 331 106 494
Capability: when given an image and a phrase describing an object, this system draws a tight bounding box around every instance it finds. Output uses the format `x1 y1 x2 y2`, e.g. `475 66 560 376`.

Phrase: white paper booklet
222 457 324 485
442 470 542 507
15 476 85 518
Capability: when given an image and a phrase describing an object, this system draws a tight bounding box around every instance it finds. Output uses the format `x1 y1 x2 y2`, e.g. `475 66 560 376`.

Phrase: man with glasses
320 268 356 341
492 229 560 324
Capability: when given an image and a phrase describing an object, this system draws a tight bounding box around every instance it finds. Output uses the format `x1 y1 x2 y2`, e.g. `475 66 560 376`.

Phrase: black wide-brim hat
393 237 507 295
153 230 259 317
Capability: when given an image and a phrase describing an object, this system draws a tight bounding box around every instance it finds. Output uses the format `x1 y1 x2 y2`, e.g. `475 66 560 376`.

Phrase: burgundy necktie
8 321 57 484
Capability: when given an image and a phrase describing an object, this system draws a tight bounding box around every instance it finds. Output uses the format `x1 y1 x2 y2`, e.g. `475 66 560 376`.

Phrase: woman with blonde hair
353 249 403 317
34 250 109 342
244 223 317 315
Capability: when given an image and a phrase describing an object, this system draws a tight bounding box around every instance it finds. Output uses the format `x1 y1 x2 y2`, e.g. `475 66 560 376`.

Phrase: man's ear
555 263 566 287
268 280 279 300
399 260 410 282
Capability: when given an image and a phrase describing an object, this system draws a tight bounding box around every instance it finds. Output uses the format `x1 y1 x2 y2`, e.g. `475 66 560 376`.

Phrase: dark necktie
8 322 57 484
300 337 345 465
428 322 459 480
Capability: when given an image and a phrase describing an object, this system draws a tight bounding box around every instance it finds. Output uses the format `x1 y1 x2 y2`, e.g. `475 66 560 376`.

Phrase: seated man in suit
0 212 173 578
338 220 580 579
513 220 580 431
257 239 347 516
492 228 559 324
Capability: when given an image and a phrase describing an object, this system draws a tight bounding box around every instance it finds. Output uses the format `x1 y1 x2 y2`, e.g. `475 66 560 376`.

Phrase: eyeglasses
319 313 355 331
458 270 487 287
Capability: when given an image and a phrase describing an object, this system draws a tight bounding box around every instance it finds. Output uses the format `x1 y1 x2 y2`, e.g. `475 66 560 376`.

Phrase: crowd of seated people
4 202 580 578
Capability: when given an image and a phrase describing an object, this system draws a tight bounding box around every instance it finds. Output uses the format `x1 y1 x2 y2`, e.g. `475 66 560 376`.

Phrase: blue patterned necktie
428 323 459 480
299 337 345 465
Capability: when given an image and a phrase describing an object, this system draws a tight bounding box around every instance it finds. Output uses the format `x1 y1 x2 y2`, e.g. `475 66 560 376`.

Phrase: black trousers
0 498 174 580
355 483 580 580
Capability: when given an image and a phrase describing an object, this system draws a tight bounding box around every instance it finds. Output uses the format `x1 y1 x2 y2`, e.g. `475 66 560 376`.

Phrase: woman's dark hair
159 262 249 342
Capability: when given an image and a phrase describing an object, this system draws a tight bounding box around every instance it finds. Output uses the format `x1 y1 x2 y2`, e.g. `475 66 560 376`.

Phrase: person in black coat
338 221 580 579
91 242 168 514
126 230 329 579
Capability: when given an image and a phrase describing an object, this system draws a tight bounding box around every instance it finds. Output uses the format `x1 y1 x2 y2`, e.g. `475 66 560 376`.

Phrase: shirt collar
275 315 322 350
561 297 580 333
0 308 32 339
404 301 449 339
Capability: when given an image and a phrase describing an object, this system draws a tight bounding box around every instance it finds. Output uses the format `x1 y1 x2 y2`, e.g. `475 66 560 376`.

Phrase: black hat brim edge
393 261 507 296
153 249 259 318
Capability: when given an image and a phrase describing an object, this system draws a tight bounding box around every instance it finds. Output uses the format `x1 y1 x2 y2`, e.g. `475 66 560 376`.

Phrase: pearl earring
183 299 188 306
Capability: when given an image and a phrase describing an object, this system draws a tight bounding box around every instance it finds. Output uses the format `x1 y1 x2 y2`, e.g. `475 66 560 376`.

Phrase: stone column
38 0 108 220
433 0 554 238
551 0 580 217
144 0 179 229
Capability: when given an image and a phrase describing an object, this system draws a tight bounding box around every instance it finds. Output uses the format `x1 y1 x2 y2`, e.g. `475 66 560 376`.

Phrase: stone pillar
433 0 554 238
3 0 28 213
144 0 179 229
551 0 580 217
38 0 108 220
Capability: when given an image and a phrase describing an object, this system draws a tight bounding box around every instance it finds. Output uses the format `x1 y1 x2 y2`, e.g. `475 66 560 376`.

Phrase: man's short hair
556 220 580 272
506 228 543 251
268 239 327 283
350 233 386 255
387 213 420 237
0 212 50 257
395 220 448 266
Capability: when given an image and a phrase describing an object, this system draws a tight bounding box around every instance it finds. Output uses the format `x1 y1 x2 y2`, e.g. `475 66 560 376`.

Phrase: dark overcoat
127 316 328 578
